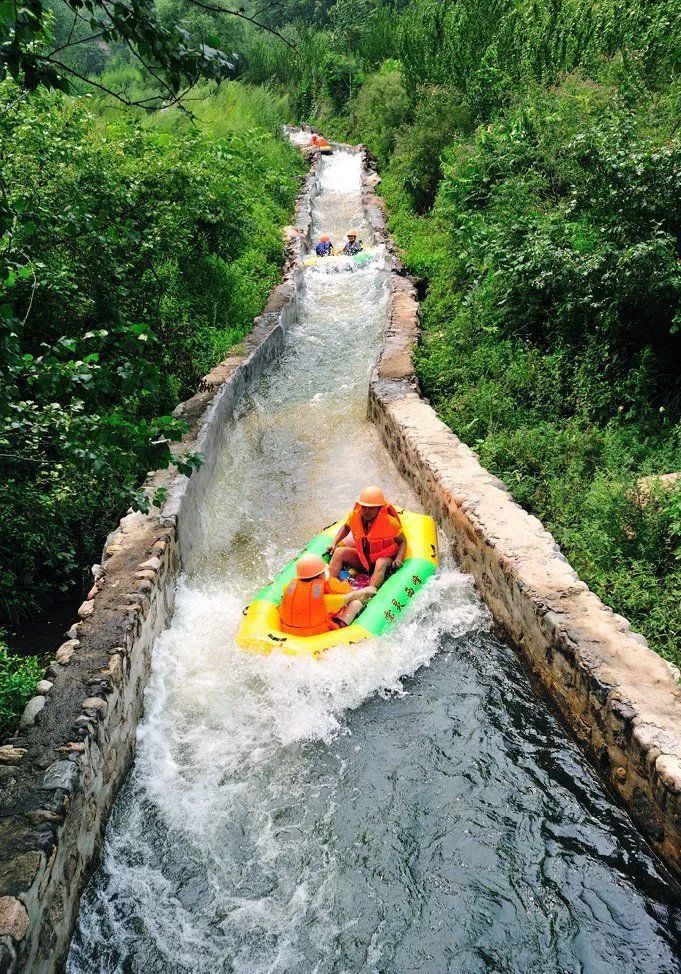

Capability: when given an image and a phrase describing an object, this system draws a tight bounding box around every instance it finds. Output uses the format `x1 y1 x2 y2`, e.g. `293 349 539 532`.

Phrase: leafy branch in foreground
0 0 294 108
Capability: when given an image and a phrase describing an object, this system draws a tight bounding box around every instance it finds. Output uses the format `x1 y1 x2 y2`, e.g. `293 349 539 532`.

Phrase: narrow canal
68 150 681 974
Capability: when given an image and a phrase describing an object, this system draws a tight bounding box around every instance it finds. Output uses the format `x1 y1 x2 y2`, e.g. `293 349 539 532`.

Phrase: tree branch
5 0 284 102
250 0 286 20
33 42 208 113
47 31 106 58
33 56 163 109
184 0 297 49
64 11 77 50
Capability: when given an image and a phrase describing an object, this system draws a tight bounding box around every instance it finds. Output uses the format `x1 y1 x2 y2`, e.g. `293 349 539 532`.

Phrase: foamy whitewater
68 150 681 974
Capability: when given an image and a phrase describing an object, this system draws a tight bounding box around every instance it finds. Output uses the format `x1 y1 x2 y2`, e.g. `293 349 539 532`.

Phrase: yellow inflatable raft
237 509 438 656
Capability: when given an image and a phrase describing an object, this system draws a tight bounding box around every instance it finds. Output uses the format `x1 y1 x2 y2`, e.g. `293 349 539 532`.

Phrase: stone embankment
361 156 681 880
0 148 322 974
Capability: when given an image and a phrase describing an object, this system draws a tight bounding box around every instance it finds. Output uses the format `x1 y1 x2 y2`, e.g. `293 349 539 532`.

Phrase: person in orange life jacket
342 230 363 256
315 234 334 257
279 553 376 637
328 486 407 589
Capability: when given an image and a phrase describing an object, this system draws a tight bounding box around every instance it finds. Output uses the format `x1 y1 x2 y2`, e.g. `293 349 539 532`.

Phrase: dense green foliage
0 79 303 625
238 0 681 662
0 640 41 738
404 82 681 661
1 0 237 107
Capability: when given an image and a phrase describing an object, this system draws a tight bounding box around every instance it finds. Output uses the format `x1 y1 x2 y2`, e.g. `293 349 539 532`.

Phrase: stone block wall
360 155 681 880
0 152 322 973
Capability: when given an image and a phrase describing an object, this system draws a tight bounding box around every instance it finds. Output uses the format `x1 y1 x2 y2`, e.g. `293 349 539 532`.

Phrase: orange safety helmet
296 553 327 579
357 485 387 507
320 234 330 242
347 229 358 238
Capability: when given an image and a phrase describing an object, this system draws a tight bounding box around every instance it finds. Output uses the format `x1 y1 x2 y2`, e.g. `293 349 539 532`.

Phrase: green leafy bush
393 82 681 662
0 80 303 623
386 86 473 212
320 51 364 111
0 643 40 739
348 62 410 165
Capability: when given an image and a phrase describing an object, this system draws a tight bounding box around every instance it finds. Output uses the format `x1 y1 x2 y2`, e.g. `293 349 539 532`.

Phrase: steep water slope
68 151 681 974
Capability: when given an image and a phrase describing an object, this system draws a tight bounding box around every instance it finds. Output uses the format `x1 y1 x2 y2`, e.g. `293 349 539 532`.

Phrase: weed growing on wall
0 642 40 739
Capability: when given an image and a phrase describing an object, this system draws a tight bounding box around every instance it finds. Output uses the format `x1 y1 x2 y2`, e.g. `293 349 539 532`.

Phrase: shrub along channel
0 79 305 730
389 80 681 666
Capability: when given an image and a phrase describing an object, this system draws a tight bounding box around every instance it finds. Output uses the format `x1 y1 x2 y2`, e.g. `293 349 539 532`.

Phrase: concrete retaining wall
0 153 322 974
361 156 681 880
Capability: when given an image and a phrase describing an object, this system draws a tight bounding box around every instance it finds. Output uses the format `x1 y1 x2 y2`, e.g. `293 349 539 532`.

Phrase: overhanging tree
0 0 294 108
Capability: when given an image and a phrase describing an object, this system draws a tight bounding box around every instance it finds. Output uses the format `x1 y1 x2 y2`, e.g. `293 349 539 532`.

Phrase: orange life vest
280 577 340 636
347 503 402 570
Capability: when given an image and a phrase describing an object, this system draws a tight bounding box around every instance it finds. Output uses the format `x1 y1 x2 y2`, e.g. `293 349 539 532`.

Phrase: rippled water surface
69 150 681 974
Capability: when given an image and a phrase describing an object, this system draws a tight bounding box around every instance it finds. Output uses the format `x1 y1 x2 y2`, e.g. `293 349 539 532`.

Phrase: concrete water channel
64 150 681 973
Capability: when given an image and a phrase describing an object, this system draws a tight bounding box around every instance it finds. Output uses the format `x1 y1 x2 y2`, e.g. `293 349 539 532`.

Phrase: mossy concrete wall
361 156 681 880
0 154 322 974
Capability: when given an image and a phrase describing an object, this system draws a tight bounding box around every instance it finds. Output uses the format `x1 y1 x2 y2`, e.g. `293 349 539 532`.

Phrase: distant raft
303 247 377 271
237 510 439 656
309 134 333 154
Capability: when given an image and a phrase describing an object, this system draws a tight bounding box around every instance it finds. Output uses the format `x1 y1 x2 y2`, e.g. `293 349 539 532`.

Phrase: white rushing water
69 149 681 974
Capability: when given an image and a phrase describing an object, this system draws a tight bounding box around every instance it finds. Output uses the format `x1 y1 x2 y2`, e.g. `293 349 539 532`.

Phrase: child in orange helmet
329 486 407 589
279 553 375 636
342 230 363 256
315 234 334 257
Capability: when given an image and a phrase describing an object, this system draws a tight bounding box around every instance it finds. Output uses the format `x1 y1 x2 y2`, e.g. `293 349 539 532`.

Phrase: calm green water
68 150 681 974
